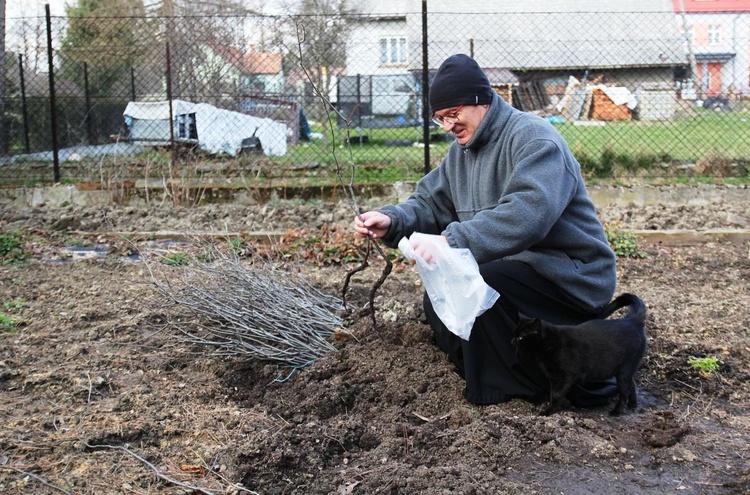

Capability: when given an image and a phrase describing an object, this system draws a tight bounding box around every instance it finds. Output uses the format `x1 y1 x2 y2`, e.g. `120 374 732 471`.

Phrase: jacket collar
459 92 512 151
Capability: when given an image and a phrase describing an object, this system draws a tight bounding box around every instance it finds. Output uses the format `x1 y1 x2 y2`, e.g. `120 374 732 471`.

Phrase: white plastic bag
398 233 500 340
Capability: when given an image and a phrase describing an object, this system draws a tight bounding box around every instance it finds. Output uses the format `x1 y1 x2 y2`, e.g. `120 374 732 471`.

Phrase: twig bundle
148 245 342 368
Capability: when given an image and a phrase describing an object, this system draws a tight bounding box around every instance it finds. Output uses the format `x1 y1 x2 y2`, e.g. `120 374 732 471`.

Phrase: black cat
513 293 647 416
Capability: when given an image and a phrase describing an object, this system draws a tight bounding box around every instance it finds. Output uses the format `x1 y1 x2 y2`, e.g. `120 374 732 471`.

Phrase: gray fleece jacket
379 92 616 311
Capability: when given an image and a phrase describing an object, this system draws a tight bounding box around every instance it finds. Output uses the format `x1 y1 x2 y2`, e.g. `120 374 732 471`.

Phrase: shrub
688 356 721 377
604 222 648 258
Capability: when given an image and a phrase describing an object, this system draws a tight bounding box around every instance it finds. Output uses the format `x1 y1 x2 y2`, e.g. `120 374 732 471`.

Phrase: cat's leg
542 375 576 415
610 371 636 416
609 391 626 416
627 377 638 409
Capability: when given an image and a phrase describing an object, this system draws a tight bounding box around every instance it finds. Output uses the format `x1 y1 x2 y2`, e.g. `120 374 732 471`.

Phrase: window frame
379 37 407 65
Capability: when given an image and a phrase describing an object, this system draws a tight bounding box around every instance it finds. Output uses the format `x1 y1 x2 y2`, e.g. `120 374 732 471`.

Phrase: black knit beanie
429 54 493 113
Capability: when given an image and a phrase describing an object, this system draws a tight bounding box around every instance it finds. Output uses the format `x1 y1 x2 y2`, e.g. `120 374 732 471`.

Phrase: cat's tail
598 293 647 324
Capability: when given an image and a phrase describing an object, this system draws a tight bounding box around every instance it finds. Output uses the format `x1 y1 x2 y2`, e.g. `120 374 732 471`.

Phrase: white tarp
124 99 195 121
595 85 638 109
123 100 288 156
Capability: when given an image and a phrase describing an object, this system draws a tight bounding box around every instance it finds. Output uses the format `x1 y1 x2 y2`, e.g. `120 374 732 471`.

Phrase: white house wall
682 11 750 95
197 46 243 90
347 19 410 75
371 75 415 115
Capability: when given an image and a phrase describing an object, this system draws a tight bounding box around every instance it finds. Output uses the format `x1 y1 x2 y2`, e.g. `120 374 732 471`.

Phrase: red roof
246 50 283 75
673 0 750 12
208 44 252 73
207 44 283 75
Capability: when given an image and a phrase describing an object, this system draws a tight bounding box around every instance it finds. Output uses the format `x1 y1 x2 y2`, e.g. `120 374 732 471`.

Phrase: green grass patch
0 298 26 334
688 356 721 377
557 110 750 162
0 230 29 265
0 312 18 333
278 111 750 181
160 252 191 266
3 298 27 313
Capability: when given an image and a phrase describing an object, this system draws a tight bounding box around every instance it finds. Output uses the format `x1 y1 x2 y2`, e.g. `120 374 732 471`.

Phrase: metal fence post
45 3 60 182
356 74 362 128
19 54 30 154
84 61 93 145
421 0 430 175
166 41 177 169
130 66 136 102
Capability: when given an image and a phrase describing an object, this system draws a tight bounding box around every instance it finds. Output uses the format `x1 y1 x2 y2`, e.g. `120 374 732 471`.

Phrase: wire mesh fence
2 5 749 186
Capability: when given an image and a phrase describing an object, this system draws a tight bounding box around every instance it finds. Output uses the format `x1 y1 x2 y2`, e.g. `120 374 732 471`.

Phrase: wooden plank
634 229 750 246
581 88 594 120
70 230 286 244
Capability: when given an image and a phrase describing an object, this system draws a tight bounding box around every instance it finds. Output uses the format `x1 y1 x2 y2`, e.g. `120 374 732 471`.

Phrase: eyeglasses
431 105 463 127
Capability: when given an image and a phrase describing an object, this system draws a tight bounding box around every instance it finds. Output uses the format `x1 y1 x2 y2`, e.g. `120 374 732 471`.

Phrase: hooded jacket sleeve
378 162 461 248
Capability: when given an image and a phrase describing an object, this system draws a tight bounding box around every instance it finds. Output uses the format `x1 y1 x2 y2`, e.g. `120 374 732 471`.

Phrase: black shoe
567 379 618 408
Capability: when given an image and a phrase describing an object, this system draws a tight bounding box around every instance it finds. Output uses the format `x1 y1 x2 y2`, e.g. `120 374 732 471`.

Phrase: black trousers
426 260 615 405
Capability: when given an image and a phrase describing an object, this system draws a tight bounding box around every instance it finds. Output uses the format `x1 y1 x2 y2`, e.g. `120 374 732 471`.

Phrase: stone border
3 182 748 209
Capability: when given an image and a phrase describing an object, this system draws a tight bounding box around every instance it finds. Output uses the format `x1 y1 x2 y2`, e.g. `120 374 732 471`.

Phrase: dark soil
1 196 749 494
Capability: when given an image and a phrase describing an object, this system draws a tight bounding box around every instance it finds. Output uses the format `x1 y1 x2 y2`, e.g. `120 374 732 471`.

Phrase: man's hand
406 233 449 264
353 211 391 239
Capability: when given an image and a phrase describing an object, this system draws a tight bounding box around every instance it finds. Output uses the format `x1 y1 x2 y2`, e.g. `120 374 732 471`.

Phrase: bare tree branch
294 21 393 329
84 442 254 495
146 240 342 367
0 465 73 495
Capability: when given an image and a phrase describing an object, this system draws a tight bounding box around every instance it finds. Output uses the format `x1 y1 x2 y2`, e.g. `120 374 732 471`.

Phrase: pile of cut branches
146 240 343 368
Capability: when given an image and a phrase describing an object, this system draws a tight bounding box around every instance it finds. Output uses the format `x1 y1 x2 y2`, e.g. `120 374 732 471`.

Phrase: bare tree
271 0 356 150
7 4 47 74
144 0 253 15
144 0 255 103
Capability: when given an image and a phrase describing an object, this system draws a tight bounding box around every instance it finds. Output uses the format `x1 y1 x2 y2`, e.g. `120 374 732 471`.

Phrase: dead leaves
180 463 207 477
270 226 369 265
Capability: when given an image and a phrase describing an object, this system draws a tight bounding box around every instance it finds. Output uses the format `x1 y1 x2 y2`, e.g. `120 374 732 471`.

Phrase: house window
708 25 721 45
380 37 407 65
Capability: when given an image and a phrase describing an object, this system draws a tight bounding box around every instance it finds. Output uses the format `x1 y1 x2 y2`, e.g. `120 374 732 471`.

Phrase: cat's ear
519 318 543 335
529 319 547 338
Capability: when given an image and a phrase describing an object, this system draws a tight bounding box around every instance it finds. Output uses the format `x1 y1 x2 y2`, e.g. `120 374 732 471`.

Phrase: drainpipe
677 0 702 100
732 14 740 97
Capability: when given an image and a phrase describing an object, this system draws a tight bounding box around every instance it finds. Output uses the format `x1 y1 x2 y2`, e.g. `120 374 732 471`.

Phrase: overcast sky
6 0 67 19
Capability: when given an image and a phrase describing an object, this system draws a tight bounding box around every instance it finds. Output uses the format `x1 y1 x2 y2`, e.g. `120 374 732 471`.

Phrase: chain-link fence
2 5 749 186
